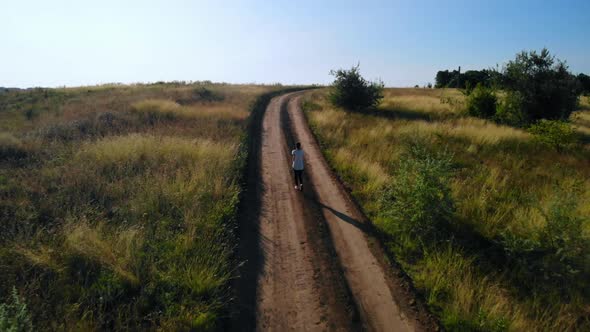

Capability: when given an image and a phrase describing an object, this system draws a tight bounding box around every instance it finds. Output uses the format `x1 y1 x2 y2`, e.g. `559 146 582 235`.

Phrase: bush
541 186 587 264
465 84 497 118
528 119 578 151
381 140 454 241
578 73 590 95
0 287 33 332
494 91 528 126
500 184 588 294
502 48 579 124
329 64 384 111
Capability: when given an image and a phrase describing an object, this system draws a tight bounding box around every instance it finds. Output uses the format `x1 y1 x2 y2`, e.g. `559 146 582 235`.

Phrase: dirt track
233 92 435 331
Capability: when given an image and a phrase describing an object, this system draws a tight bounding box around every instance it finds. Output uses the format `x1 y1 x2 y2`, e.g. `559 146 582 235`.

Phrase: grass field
303 88 590 331
0 83 275 330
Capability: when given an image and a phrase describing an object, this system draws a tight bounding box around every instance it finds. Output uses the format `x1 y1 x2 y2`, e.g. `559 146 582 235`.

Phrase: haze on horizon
2 0 589 88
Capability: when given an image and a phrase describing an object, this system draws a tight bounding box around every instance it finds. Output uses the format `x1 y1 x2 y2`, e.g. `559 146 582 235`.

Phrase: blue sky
1 0 589 88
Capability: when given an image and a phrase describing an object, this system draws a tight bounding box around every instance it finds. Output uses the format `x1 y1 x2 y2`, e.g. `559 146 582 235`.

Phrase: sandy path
234 93 354 331
256 94 349 331
233 92 435 331
286 96 417 331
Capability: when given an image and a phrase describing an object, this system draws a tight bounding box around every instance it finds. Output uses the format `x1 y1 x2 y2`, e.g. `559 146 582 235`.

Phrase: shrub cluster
329 64 384 111
578 73 590 95
500 185 588 294
528 119 578 151
465 83 497 118
445 49 582 129
381 139 454 242
435 68 499 89
502 49 579 123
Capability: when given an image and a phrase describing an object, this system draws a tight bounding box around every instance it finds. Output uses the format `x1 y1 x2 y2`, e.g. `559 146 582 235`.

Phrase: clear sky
2 0 589 88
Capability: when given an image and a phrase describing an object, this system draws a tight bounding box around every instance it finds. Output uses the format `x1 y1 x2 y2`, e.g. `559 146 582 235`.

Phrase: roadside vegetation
303 57 590 330
329 64 384 111
0 82 274 330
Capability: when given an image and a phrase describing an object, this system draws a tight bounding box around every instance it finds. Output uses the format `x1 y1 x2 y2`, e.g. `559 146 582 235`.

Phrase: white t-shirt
292 149 304 170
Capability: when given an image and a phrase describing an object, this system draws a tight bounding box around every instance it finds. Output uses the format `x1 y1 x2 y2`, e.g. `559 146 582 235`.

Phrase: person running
292 142 304 191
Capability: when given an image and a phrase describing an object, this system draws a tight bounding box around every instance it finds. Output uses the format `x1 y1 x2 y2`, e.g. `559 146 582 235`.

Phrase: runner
292 142 304 191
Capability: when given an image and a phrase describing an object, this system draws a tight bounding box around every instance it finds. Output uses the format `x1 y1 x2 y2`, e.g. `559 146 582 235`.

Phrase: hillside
0 83 274 330
303 88 590 331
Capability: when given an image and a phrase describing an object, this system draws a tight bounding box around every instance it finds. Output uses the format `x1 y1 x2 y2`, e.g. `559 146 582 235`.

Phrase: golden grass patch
381 94 456 114
64 221 143 286
76 133 236 171
131 99 247 121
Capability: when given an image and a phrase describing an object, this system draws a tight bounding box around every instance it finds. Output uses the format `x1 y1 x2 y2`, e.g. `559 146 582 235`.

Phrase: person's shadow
303 191 369 233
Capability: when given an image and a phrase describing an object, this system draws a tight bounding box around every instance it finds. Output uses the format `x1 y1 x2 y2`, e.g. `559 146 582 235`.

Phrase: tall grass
0 83 275 330
303 88 590 331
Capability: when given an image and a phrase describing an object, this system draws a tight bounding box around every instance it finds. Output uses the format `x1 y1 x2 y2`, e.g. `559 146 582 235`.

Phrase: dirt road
233 92 435 331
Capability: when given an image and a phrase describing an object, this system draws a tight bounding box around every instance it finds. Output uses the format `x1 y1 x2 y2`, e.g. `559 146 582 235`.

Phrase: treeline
435 67 590 95
452 48 586 143
579 73 590 95
435 68 501 89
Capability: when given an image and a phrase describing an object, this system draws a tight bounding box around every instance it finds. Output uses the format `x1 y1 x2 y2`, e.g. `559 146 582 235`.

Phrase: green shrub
0 287 33 332
577 73 590 95
528 119 578 151
381 140 454 241
329 64 384 111
500 185 588 294
502 48 579 123
541 186 587 270
494 91 528 126
465 84 497 118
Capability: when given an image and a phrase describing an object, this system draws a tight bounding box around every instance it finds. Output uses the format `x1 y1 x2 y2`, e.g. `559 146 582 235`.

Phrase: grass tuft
0 133 29 160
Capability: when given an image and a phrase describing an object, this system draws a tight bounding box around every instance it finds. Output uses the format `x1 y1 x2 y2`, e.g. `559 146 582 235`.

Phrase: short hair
296 142 301 149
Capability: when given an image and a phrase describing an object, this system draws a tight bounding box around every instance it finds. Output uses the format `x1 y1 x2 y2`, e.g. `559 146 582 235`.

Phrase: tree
435 70 452 88
578 73 590 95
528 119 578 151
502 48 579 123
466 83 497 118
463 70 491 89
329 64 384 111
435 69 492 89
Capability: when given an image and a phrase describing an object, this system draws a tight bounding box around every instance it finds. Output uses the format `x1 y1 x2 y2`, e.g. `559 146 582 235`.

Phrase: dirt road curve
233 92 433 331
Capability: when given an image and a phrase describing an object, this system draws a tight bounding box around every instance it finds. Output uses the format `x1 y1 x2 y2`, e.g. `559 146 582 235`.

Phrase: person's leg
296 170 303 189
293 169 299 188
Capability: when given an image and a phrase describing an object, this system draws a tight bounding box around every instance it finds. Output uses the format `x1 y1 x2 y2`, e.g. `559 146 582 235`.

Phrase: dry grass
572 103 590 140
0 82 276 330
304 88 590 331
76 134 236 173
131 99 248 122
64 221 143 286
